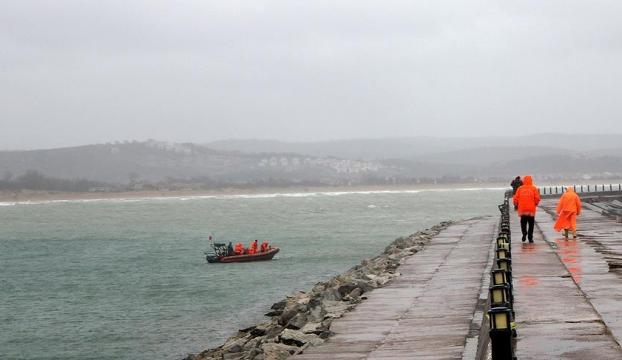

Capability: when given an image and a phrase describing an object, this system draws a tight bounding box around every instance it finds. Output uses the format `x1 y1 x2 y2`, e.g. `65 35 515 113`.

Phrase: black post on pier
490 198 516 360
489 307 515 360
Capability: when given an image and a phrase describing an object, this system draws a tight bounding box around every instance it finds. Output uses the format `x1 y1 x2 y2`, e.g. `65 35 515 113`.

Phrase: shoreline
0 183 508 204
184 220 455 360
4 179 622 205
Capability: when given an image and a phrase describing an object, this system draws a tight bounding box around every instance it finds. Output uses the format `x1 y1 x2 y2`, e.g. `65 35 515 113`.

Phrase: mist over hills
1 134 622 192
206 134 622 160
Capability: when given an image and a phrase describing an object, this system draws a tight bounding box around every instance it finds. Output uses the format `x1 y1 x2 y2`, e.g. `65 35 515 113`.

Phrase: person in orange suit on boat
234 242 244 255
260 240 269 252
248 239 258 255
554 187 582 239
513 175 541 243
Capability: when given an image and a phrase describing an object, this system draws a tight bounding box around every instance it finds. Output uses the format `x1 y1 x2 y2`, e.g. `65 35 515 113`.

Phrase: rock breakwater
184 221 454 360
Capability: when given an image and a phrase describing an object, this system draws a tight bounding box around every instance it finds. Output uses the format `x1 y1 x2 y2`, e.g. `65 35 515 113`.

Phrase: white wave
424 186 507 192
0 186 507 207
0 197 154 207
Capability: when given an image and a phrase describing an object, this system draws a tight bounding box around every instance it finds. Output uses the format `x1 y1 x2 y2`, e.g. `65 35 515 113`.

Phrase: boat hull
207 247 280 263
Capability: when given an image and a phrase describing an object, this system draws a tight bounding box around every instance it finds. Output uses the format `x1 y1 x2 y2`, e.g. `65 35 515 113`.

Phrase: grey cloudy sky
2 1 622 149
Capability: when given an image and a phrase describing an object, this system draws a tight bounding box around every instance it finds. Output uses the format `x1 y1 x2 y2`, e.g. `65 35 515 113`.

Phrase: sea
1 187 505 360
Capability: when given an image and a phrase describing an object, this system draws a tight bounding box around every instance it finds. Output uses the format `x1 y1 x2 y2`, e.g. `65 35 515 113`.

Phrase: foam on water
0 186 506 207
1 188 505 359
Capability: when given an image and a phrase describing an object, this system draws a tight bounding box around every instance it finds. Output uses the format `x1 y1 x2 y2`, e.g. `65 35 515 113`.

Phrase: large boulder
262 343 297 360
351 279 373 293
223 353 245 360
279 329 324 347
347 287 362 299
265 309 283 317
278 305 300 326
301 320 331 335
337 283 358 297
243 337 263 351
250 323 271 337
286 313 307 330
293 292 311 306
270 300 287 310
306 302 326 323
264 325 284 340
322 301 355 319
247 348 262 359
365 274 390 286
321 287 342 301
300 322 322 334
222 335 249 353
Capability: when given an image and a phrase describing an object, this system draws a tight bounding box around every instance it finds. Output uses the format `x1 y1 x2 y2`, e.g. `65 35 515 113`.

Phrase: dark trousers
520 215 535 240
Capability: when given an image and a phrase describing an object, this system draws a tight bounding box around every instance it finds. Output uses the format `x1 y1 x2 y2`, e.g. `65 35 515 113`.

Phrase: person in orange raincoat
248 239 258 255
234 242 244 255
513 175 541 242
554 187 581 239
260 240 269 252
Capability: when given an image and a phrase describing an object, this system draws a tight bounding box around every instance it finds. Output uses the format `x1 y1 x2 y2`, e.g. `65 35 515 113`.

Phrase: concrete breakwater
183 221 454 360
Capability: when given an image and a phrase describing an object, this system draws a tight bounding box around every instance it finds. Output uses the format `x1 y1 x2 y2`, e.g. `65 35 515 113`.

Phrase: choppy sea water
1 188 504 359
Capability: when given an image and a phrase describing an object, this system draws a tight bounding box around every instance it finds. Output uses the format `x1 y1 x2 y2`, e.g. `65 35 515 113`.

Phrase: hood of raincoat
566 187 575 193
523 175 533 186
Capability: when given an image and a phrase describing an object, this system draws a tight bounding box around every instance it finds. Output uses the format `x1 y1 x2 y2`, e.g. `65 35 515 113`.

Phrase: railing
487 195 516 360
540 183 622 196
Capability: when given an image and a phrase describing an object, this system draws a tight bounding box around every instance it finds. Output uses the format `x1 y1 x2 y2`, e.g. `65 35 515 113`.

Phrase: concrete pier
296 217 497 359
294 197 622 359
511 200 622 359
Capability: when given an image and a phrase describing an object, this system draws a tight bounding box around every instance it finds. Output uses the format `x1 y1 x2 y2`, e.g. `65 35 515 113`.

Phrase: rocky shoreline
184 221 454 360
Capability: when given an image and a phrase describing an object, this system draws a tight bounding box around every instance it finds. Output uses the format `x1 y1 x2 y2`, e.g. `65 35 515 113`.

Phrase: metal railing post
490 199 516 359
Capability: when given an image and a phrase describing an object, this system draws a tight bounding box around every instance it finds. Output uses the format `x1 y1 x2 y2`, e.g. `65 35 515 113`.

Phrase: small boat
205 241 279 263
207 247 280 263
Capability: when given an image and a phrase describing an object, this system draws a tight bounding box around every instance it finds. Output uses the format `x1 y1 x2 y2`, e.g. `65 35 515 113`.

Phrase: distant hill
0 140 391 188
0 141 258 184
206 134 622 160
1 135 622 191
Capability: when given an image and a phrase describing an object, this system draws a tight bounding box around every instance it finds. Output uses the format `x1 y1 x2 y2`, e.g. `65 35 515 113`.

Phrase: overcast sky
2 1 622 149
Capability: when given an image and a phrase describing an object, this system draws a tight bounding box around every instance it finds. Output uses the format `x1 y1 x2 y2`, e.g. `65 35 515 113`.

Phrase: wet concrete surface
296 218 497 359
510 199 622 359
295 202 622 359
537 199 622 350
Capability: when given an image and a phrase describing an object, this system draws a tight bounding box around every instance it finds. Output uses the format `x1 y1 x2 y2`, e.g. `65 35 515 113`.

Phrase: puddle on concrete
555 237 583 283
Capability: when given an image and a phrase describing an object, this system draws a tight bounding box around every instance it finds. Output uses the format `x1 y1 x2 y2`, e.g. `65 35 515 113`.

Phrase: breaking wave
0 186 506 207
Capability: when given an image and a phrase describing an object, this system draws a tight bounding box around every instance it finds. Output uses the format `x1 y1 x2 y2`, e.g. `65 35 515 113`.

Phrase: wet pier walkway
295 199 622 359
296 217 497 359
511 200 622 359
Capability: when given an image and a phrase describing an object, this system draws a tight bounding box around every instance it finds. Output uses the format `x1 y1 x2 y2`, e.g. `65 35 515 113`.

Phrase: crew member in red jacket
513 175 541 243
248 239 258 254
260 240 269 252
234 242 244 255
